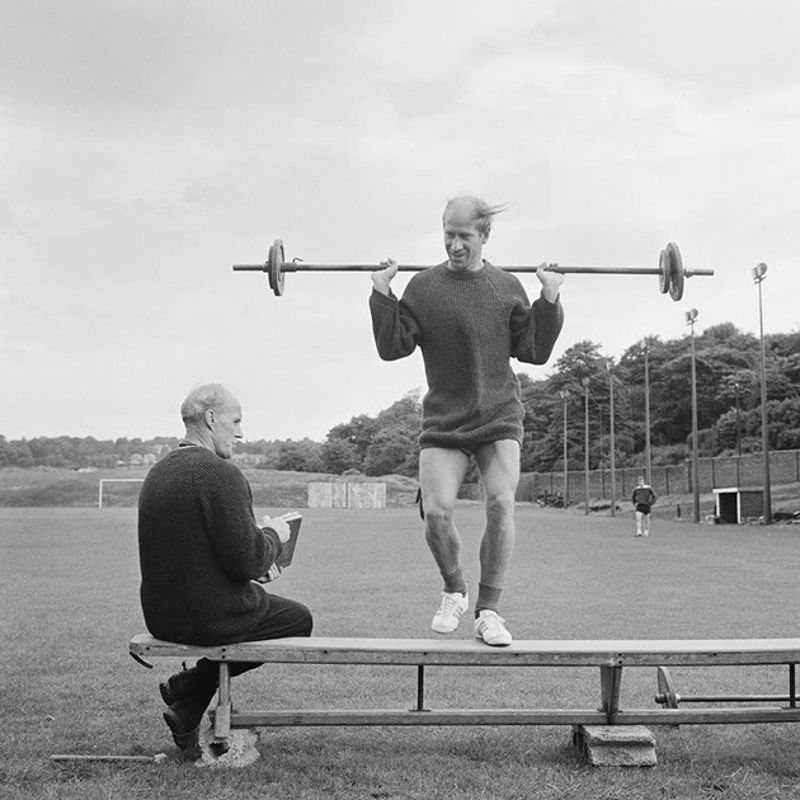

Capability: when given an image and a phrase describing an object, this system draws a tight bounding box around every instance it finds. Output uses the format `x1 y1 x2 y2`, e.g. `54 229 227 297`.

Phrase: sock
475 582 502 617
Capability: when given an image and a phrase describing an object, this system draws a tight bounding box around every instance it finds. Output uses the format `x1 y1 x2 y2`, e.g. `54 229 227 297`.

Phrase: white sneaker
431 592 468 634
474 610 513 647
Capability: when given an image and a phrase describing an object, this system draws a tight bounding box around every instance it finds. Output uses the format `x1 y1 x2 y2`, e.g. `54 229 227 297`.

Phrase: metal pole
644 345 652 485
734 381 742 458
688 311 701 523
583 378 590 515
235 262 716 277
560 391 569 508
608 365 616 517
754 264 772 524
598 407 604 498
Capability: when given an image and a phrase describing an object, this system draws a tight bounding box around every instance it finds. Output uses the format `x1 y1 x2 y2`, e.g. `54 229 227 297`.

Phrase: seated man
137 383 312 758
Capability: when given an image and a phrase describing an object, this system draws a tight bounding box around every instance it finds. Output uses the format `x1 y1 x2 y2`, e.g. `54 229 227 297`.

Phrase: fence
516 449 800 506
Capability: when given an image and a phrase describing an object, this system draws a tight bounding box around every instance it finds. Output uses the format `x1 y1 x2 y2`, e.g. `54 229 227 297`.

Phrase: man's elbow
374 337 414 361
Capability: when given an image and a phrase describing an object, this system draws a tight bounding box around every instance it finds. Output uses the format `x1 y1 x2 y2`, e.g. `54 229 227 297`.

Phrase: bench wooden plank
221 707 800 728
129 634 800 668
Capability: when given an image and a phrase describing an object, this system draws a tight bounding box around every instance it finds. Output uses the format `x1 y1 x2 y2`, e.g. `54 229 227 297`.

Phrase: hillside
0 466 420 509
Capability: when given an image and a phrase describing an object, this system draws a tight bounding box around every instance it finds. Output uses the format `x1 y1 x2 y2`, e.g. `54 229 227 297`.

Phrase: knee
485 492 515 520
297 604 313 637
424 503 455 533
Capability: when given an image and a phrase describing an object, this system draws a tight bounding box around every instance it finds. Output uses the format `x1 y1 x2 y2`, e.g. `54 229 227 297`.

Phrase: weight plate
266 244 275 293
658 248 670 294
656 666 679 708
667 242 684 301
269 239 285 297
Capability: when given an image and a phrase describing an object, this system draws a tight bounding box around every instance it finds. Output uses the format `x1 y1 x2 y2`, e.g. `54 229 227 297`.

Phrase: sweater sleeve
199 462 282 582
510 293 564 365
369 288 421 361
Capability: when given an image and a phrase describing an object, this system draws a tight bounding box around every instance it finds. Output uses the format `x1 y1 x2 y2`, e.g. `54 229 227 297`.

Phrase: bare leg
419 447 470 592
474 440 520 612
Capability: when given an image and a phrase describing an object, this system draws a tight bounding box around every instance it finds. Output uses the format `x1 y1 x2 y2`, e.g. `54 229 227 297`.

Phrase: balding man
137 383 312 758
369 197 564 646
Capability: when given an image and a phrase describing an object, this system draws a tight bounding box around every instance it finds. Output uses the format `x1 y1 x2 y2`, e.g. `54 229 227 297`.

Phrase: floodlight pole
734 381 742 457
644 344 652 485
607 361 616 517
560 390 569 508
687 309 701 523
583 377 590 516
753 263 772 525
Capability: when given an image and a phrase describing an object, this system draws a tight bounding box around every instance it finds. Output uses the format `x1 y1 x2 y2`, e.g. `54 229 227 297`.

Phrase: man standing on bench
137 383 313 757
369 196 564 646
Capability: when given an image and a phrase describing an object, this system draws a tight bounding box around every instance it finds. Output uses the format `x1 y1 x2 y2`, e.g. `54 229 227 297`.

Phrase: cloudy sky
2 1 798 442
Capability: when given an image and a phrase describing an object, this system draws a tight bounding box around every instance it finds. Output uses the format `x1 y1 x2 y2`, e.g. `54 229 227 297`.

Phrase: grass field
3 504 800 798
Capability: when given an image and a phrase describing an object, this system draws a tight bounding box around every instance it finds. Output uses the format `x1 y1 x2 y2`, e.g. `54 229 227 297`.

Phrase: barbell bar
232 238 714 301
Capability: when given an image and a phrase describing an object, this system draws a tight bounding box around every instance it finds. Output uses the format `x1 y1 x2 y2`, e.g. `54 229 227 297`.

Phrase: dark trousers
196 593 313 684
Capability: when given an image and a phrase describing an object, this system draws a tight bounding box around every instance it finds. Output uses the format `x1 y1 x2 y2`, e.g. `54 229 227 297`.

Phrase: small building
308 481 386 509
712 487 764 524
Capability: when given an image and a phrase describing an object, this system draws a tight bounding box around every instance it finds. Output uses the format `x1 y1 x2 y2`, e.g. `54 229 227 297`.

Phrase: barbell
232 239 715 300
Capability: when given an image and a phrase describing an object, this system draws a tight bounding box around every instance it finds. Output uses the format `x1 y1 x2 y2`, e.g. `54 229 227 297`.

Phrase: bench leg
211 662 231 754
599 664 622 723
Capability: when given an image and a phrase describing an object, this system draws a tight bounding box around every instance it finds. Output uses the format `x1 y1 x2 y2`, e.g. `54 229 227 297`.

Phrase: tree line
2 324 798 476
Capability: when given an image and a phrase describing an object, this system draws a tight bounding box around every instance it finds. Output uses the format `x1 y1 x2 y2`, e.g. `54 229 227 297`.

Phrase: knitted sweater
137 446 282 645
370 262 564 449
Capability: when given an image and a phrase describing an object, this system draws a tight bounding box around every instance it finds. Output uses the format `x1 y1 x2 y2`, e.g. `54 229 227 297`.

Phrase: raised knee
424 504 455 531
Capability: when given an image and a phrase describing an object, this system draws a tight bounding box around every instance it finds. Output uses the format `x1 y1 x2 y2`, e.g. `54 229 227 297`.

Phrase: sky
2 0 799 443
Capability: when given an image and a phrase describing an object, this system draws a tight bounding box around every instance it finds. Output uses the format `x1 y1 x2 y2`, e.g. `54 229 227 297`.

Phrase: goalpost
98 478 145 509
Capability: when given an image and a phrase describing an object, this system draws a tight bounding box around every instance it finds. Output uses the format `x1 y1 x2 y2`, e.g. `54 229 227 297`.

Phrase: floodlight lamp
685 308 699 324
752 262 768 282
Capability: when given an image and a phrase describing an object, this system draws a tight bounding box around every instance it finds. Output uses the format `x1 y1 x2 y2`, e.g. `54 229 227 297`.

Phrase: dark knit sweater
632 485 656 510
137 446 282 645
370 262 564 449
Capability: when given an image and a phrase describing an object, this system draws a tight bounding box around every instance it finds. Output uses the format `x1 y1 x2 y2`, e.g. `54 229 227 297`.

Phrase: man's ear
204 408 215 429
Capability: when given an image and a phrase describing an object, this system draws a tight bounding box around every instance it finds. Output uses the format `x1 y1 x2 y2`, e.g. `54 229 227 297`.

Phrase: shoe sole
475 634 512 647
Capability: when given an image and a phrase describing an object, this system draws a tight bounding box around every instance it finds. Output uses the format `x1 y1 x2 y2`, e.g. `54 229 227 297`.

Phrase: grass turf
3 505 800 798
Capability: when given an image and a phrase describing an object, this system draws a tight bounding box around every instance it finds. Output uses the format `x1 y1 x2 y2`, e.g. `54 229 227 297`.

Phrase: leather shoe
163 699 207 761
160 665 203 706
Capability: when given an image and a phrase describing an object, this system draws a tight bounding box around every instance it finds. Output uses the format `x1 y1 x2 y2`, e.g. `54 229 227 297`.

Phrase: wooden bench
129 634 800 764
